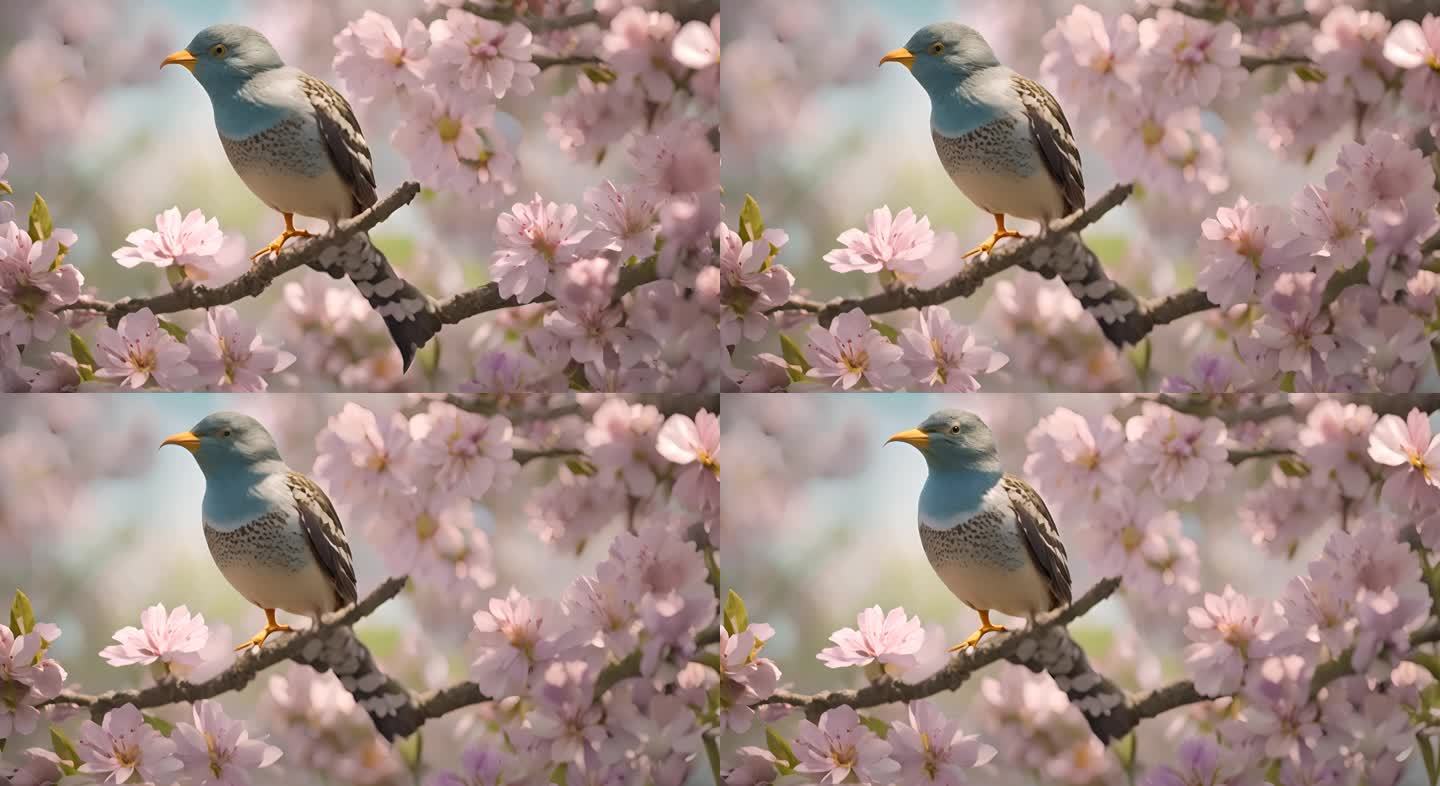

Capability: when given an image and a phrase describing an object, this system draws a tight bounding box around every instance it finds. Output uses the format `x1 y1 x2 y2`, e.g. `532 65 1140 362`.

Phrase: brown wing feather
1013 75 1085 217
300 74 377 214
288 472 357 608
1004 474 1072 609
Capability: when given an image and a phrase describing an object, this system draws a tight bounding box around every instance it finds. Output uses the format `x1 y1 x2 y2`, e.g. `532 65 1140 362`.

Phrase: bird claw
947 623 1009 653
961 230 1023 259
234 622 296 652
250 229 316 261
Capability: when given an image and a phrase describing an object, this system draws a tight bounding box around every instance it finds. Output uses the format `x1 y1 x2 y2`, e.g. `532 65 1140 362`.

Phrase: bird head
162 411 285 476
880 22 1001 92
163 25 284 96
886 409 1001 472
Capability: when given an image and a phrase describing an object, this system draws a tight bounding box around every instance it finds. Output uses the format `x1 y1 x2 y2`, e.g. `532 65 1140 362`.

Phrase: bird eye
221 428 233 438
211 43 227 57
929 41 945 54
950 425 961 434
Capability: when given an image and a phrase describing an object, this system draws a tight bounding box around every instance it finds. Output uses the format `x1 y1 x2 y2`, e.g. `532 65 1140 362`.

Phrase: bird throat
919 468 1002 529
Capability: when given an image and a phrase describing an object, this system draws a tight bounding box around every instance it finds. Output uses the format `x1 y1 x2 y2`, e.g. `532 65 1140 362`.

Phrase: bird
162 24 442 371
885 409 1072 653
161 411 357 652
881 23 1085 259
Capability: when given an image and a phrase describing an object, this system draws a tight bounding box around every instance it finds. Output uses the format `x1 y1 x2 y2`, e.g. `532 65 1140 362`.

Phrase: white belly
949 166 1065 223
217 559 338 620
932 558 1053 619
236 166 353 223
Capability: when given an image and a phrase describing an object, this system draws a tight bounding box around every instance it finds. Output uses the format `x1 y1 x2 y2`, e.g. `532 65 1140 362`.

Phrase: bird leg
948 609 1008 653
234 608 295 651
962 214 1023 259
250 213 316 261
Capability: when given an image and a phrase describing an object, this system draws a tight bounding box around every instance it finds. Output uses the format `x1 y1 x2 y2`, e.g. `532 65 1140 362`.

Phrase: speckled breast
219 115 327 178
918 509 1026 573
204 512 310 573
931 118 1034 179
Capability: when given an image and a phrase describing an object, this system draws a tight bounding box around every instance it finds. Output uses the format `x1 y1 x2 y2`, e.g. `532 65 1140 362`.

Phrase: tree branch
434 258 659 325
64 183 423 326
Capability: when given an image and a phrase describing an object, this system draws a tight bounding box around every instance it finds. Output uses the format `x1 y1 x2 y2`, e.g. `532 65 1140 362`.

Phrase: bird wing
1003 474 1072 608
287 472 358 608
299 74 377 213
1012 75 1085 217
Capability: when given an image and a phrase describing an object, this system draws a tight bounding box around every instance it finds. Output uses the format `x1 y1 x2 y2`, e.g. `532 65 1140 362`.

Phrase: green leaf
157 318 188 343
550 764 568 785
28 194 52 242
1420 731 1439 786
704 733 722 786
1410 652 1440 682
10 590 35 636
738 195 764 244
580 64 616 84
1294 64 1326 83
765 726 800 768
859 713 890 739
1280 371 1296 393
723 589 748 635
1127 338 1152 379
564 458 596 477
142 713 174 735
869 319 899 342
50 725 80 767
778 333 810 380
396 729 424 773
0 179 11 195
69 331 96 371
420 335 442 376
1277 457 1311 478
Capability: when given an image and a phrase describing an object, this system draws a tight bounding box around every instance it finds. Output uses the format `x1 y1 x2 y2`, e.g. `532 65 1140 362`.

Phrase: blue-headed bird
881 23 1085 259
163 25 441 370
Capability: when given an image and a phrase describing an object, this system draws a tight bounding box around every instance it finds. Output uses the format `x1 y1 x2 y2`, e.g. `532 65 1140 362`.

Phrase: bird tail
297 624 421 742
315 232 442 372
1027 233 1148 348
1012 626 1134 744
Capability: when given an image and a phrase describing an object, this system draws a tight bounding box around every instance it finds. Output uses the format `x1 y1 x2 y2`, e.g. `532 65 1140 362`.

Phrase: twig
434 258 659 325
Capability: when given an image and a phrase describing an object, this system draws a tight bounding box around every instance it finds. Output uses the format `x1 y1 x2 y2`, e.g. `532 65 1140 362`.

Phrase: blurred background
0 393 608 785
0 0 642 389
719 393 1431 784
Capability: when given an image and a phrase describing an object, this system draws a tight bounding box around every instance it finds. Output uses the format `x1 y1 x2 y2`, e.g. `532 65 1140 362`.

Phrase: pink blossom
898 306 1007 392
1385 16 1440 117
1041 7 1141 112
1136 11 1244 111
1142 737 1260 786
1335 129 1432 214
1085 495 1200 615
0 623 66 738
793 705 899 785
655 409 719 514
99 603 209 673
585 399 665 497
409 401 516 503
583 181 658 263
0 748 65 786
313 403 416 513
0 227 82 345
1313 7 1395 104
1024 407 1131 516
1095 105 1228 205
719 225 793 345
173 700 282 785
392 94 516 208
603 8 682 103
804 307 908 390
817 606 925 672
93 308 196 390
429 10 540 101
672 15 719 99
1196 197 1313 308
112 207 229 282
823 206 935 281
1368 408 1440 509
471 589 563 697
332 11 429 105
185 306 295 391
1184 586 1271 696
889 700 996 786
1125 404 1230 501
1256 75 1351 162
77 703 182 785
1251 273 1335 383
1290 178 1365 279
628 118 720 199
719 622 780 733
1298 400 1377 498
491 195 586 304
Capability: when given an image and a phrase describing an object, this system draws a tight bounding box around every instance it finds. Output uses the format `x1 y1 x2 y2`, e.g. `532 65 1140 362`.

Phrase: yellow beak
161 431 201 453
162 50 197 72
880 47 916 69
886 428 930 449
